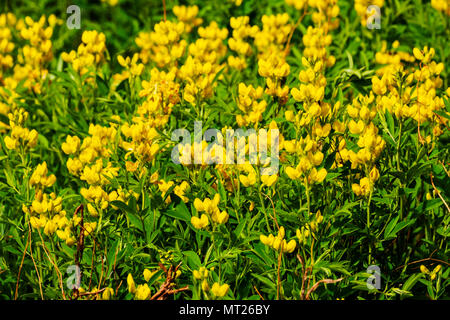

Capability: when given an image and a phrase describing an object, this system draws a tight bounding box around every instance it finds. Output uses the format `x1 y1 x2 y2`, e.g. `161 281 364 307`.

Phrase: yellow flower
4 136 18 150
193 266 209 280
283 239 297 253
174 181 190 203
191 214 209 229
369 166 380 182
211 210 229 224
201 279 210 292
285 166 301 180
430 265 442 281
261 174 278 187
309 167 327 183
413 48 424 61
135 284 151 300
61 135 80 155
239 172 256 187
127 273 136 294
260 234 275 246
211 282 229 298
102 287 114 300
87 203 98 217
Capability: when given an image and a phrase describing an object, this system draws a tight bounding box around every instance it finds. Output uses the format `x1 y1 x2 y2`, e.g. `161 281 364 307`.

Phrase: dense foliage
0 0 449 300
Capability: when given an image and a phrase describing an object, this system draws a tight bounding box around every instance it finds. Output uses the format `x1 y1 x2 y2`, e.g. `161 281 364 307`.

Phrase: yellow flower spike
211 283 229 298
127 273 136 294
135 284 151 300
191 214 209 229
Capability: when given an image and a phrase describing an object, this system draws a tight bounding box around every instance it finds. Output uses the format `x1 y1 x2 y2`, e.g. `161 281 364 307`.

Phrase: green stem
367 189 373 265
258 189 271 233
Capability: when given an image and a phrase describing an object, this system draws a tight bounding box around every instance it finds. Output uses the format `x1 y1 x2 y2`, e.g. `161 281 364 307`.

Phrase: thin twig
284 8 308 57
430 173 450 213
253 285 264 300
27 221 44 300
305 278 343 300
37 228 66 299
162 0 167 22
14 222 30 300
394 257 450 272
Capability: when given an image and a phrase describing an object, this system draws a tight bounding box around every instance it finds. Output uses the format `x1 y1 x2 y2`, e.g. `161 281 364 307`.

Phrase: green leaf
402 273 423 292
164 202 191 222
184 250 201 269
384 215 399 240
252 273 275 289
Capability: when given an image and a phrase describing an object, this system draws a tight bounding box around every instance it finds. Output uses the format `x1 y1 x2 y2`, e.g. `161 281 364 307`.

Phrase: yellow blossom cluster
372 46 447 140
62 123 138 217
113 53 144 84
336 93 384 196
62 30 107 78
254 13 292 59
158 180 190 204
0 13 16 69
0 14 60 95
178 22 228 105
227 16 258 70
192 194 229 227
260 226 297 253
173 5 203 33
135 20 186 67
258 52 290 102
193 267 229 298
3 108 38 151
286 58 331 186
235 83 267 127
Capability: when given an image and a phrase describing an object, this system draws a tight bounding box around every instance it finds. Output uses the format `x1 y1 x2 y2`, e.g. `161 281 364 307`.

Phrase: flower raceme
260 226 297 253
193 194 229 225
